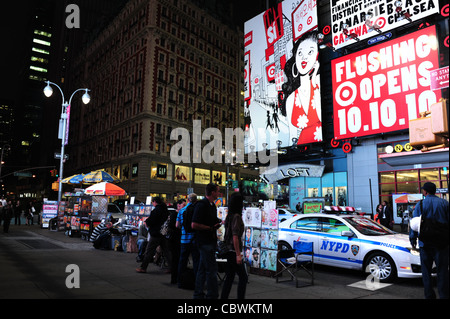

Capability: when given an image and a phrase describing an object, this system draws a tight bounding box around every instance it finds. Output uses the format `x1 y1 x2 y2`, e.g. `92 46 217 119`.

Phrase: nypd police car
278 214 421 282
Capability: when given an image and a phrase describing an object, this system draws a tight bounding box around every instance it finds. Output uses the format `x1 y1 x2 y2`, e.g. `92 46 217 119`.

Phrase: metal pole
369 178 374 219
57 103 68 206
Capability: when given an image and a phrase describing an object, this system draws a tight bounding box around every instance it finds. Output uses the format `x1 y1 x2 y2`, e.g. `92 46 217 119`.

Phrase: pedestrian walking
410 182 449 299
191 183 222 299
3 201 14 233
221 192 248 299
14 200 21 225
136 197 169 273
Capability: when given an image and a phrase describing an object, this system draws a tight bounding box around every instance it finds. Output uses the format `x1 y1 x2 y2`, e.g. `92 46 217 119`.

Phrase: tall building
65 0 248 201
0 0 129 199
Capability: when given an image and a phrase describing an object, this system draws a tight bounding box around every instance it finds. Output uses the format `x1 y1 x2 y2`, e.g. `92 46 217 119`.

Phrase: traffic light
50 169 58 177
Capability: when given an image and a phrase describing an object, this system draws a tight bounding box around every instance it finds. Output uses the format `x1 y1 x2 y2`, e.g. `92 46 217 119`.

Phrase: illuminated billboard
244 0 321 153
332 26 441 140
330 0 439 50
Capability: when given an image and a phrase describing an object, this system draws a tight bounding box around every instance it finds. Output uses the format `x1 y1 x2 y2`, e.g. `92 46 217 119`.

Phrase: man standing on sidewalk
191 183 222 299
410 182 449 299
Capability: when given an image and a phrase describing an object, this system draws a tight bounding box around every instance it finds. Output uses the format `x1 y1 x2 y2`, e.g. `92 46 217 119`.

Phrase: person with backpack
136 197 169 273
410 182 449 299
176 193 199 289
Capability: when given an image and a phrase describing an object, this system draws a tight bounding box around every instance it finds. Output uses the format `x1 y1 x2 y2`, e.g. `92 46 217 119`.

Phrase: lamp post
43 81 90 208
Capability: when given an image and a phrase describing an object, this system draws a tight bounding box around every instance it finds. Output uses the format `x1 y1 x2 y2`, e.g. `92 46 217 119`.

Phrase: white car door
317 217 362 270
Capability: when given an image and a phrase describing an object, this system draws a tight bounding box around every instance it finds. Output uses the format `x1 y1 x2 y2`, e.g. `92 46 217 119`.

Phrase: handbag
217 240 230 257
160 215 172 239
418 200 449 248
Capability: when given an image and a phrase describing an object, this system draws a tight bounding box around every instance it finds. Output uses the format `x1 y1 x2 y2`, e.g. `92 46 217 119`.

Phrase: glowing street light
43 81 91 207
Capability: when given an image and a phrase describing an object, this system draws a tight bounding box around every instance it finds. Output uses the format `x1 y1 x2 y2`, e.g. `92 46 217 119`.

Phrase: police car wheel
365 252 397 283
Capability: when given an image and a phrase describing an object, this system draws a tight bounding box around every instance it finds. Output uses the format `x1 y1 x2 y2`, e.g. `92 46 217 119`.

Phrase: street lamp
43 80 91 208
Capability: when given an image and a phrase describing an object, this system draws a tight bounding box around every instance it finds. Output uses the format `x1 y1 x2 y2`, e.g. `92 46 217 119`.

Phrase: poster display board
124 204 153 227
243 201 279 273
41 201 58 229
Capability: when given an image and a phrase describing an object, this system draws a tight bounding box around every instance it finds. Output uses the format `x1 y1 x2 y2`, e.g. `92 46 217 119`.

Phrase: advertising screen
332 26 441 140
330 0 439 50
244 0 321 153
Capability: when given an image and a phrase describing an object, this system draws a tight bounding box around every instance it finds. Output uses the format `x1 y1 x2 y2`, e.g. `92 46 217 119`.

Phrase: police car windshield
344 217 395 236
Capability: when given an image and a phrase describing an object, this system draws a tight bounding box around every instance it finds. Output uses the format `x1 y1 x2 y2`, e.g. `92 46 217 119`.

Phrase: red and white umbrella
84 182 126 196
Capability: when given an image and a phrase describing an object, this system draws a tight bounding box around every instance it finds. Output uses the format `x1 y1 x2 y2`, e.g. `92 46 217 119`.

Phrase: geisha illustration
281 30 322 145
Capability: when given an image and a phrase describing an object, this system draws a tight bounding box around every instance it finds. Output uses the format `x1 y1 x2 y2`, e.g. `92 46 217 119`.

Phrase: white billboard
244 0 322 153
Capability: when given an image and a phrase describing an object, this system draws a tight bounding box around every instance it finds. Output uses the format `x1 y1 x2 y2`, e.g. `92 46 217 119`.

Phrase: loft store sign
261 163 325 184
280 167 311 178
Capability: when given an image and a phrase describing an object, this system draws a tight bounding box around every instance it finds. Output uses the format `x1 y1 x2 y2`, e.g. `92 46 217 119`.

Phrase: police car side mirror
341 230 354 237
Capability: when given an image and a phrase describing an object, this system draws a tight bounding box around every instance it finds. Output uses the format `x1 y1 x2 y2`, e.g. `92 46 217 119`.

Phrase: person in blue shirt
176 193 199 288
410 182 449 299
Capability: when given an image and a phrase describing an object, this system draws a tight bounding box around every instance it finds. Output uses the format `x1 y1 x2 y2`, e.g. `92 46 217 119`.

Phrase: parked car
106 203 125 223
277 208 298 222
278 213 421 282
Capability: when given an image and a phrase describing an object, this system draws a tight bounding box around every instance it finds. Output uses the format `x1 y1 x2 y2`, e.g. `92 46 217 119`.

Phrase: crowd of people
132 183 248 299
88 182 248 299
0 198 38 233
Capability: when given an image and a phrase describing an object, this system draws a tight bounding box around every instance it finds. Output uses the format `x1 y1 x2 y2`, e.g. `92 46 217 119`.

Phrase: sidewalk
0 223 423 300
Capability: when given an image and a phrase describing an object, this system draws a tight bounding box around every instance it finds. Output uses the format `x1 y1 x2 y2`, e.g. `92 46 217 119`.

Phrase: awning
379 148 449 166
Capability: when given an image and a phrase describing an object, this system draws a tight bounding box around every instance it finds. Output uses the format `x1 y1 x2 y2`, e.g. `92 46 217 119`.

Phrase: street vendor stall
393 193 422 229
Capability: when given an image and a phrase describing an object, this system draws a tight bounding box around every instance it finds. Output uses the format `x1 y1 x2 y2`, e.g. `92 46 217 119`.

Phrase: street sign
430 66 449 91
54 153 69 160
14 172 33 177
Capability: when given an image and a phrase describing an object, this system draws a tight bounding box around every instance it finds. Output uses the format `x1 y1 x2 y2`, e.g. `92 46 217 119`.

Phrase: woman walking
221 192 248 299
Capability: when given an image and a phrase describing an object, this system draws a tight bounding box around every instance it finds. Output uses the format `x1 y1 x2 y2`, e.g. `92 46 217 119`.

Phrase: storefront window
380 183 396 195
396 182 419 194
396 170 418 182
212 171 225 186
379 167 449 202
122 164 130 180
420 168 440 181
132 163 138 178
194 168 210 184
151 162 172 181
380 172 395 183
175 165 191 183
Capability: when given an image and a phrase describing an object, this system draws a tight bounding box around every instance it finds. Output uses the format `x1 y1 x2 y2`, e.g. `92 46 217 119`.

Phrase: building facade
66 0 247 202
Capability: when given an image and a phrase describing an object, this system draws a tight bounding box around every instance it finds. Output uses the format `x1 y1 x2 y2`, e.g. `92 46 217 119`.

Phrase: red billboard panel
332 26 441 140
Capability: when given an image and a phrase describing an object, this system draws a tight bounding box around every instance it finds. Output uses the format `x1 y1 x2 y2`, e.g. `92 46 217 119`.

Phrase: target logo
322 25 331 35
266 64 275 82
375 17 386 29
335 82 357 107
297 24 303 33
307 16 313 25
330 139 340 148
342 142 352 153
442 4 449 17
